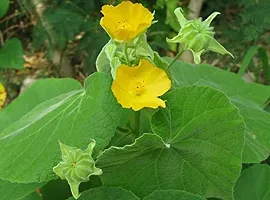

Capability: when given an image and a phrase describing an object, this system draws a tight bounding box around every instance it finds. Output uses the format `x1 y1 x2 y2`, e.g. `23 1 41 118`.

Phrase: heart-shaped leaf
97 86 245 199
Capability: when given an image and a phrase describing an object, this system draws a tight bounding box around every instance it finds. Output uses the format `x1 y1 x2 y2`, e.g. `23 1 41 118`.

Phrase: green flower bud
53 140 102 199
167 8 233 64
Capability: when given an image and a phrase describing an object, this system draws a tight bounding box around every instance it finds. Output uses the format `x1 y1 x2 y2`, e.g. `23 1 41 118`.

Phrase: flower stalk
165 47 186 72
123 43 131 66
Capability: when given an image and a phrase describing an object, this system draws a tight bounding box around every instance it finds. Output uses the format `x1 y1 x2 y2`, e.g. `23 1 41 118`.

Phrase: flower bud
167 8 233 64
53 140 102 199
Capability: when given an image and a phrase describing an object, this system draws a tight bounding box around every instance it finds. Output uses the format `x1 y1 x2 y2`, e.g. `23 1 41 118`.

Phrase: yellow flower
111 59 171 111
0 83 7 109
100 1 153 42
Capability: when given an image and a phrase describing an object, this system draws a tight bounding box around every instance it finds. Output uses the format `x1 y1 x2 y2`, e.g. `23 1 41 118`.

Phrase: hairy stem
165 48 186 72
123 43 131 66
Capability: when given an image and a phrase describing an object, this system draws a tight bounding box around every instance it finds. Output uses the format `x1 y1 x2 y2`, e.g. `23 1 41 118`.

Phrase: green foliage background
0 0 270 200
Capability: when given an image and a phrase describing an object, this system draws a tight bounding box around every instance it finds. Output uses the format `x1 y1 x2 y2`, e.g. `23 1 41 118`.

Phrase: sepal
174 7 187 27
204 12 220 26
208 38 234 58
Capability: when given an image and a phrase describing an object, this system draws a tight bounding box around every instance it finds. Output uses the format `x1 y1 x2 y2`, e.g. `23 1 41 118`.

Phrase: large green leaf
0 38 24 69
234 164 270 200
97 86 245 199
21 192 42 200
0 179 42 200
0 73 121 183
0 78 82 133
144 190 206 200
168 59 270 163
0 0 9 18
68 187 139 200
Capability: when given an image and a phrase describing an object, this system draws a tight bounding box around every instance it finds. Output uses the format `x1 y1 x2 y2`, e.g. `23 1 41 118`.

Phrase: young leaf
168 58 270 163
97 86 245 200
135 41 154 60
0 38 24 69
96 40 113 75
0 179 43 200
234 164 270 200
0 73 122 183
144 190 206 200
68 187 139 200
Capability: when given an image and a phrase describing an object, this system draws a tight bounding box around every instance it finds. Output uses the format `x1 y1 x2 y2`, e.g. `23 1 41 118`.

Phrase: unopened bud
53 140 102 199
167 8 233 64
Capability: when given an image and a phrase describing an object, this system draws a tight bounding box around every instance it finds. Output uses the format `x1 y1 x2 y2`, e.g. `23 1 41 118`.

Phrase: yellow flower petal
111 81 132 109
0 83 7 109
114 64 136 90
136 59 172 96
132 94 165 111
111 59 171 111
100 1 153 41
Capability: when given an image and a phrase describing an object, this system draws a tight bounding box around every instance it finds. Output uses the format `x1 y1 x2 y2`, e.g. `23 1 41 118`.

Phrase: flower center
116 20 131 30
133 81 145 96
71 162 77 168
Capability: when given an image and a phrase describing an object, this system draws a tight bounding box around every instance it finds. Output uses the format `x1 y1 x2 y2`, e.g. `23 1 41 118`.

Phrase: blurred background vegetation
0 0 269 105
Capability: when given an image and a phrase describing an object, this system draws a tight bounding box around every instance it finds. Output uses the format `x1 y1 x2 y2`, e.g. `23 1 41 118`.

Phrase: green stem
165 48 186 72
135 110 141 136
123 43 131 66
